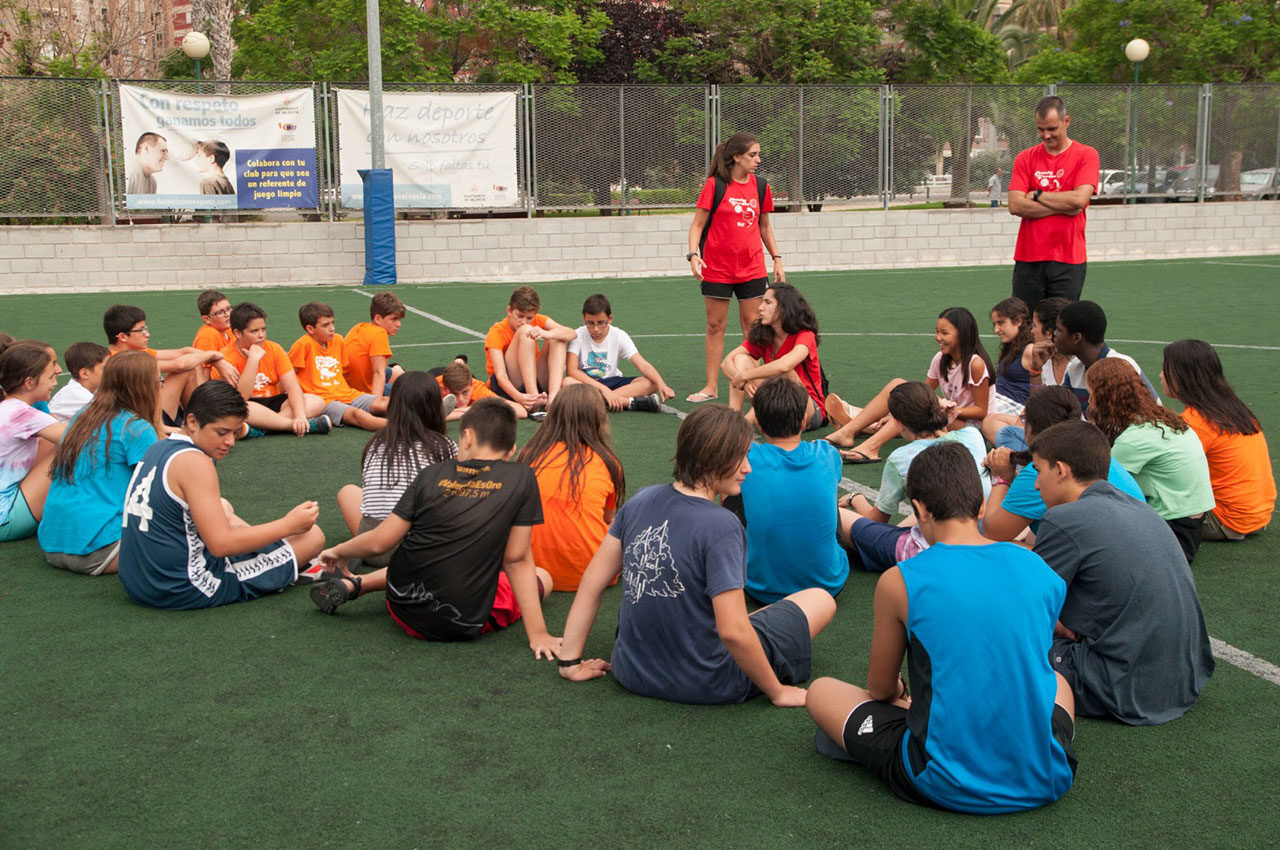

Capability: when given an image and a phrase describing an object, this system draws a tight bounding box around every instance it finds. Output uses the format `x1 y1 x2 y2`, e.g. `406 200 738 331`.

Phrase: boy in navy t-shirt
805 441 1077 814
554 404 836 705
723 377 848 602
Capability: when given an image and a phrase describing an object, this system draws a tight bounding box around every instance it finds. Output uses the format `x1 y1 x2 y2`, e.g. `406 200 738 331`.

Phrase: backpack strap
698 176 729 254
756 176 768 213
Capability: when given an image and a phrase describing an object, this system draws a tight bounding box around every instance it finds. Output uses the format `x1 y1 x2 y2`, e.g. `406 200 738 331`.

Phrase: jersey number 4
124 467 156 532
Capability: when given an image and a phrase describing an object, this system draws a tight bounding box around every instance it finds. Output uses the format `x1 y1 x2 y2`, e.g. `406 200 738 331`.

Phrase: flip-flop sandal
686 392 718 403
840 449 884 465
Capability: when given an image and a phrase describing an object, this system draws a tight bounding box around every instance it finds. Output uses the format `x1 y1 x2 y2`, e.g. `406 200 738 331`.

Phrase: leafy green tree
896 1 1011 203
643 0 882 84
1016 0 1280 194
233 0 435 81
234 0 606 83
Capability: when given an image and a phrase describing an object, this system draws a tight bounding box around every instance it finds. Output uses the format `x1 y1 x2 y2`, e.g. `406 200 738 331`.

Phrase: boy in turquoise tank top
805 441 1077 814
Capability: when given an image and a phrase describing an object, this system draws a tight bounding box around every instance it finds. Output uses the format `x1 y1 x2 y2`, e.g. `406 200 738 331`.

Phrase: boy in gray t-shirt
1030 420 1214 725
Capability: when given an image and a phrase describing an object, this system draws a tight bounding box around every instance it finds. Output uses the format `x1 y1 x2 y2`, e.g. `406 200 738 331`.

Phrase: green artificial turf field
2 256 1278 847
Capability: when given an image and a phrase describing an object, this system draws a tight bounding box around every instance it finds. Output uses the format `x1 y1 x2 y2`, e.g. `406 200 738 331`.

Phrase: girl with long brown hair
1161 339 1274 541
685 132 786 404
517 383 625 591
1086 356 1214 562
40 351 164 574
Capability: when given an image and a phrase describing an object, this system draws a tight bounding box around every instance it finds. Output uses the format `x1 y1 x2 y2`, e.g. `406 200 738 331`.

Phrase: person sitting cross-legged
805 441 1078 814
1031 419 1215 725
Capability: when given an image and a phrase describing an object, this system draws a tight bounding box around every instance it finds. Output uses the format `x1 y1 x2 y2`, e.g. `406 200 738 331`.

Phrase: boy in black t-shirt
310 398 560 656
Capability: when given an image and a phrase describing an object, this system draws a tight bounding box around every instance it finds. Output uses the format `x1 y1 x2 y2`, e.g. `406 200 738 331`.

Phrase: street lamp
181 31 211 83
1125 38 1150 201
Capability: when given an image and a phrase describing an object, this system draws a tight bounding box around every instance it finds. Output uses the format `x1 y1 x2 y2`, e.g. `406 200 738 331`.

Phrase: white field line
629 332 1280 352
349 288 485 339
1203 261 1280 269
380 289 1279 688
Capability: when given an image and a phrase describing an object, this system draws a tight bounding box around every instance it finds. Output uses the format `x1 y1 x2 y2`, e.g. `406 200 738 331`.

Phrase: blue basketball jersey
898 542 1075 813
118 436 297 610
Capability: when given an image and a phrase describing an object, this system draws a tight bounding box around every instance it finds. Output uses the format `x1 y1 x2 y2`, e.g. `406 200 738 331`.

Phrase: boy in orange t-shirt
193 290 236 383
439 359 526 422
345 291 406 396
219 302 331 436
105 303 222 427
484 285 576 414
287 302 388 431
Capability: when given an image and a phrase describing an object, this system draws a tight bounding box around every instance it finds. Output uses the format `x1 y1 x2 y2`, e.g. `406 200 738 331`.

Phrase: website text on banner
119 85 319 211
335 89 519 209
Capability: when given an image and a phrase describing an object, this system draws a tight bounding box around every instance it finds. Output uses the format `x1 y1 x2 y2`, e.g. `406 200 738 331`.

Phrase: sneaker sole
309 580 349 614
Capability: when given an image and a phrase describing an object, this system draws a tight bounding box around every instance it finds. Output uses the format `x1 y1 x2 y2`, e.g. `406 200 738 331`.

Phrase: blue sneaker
307 414 332 435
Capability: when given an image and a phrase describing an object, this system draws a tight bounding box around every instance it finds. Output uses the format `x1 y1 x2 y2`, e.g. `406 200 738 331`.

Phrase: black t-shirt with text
387 458 542 639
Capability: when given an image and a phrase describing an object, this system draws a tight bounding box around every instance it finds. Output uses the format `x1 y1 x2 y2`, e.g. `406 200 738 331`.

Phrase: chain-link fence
3 78 1279 219
0 77 108 219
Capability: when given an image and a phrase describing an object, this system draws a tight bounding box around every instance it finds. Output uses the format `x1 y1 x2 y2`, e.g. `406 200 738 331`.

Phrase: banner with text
119 85 318 210
335 89 518 208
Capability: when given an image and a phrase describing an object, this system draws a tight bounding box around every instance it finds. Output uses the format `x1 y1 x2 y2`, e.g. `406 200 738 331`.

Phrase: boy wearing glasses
193 290 234 354
104 304 223 428
566 293 674 413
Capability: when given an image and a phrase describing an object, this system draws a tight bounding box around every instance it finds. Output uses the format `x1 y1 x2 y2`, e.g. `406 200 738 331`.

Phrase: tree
895 1 1011 204
191 0 237 84
234 0 607 83
1016 0 1280 194
643 0 882 84
0 0 166 77
572 0 693 84
233 0 434 81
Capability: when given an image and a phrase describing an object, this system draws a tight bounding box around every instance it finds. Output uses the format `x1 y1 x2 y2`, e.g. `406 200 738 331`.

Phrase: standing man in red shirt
1008 97 1100 306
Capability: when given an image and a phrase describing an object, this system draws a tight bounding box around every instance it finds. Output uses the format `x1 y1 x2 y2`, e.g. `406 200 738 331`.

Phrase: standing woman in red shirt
685 133 785 404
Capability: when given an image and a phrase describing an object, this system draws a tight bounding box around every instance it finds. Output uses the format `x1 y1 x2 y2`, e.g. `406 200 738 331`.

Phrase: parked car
1241 167 1279 200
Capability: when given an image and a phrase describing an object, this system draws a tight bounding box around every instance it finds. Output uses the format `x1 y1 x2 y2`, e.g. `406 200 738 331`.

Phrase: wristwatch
1032 189 1044 202
686 252 698 262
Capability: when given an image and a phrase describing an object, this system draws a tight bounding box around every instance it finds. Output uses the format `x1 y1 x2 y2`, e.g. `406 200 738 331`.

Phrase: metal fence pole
1274 93 1280 179
98 79 118 225
319 82 334 221
619 86 627 215
965 85 973 205
1197 84 1213 202
797 86 805 209
879 85 892 210
528 84 539 215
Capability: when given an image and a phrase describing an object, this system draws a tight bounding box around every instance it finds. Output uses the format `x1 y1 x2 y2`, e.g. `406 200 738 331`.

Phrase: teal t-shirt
39 410 158 555
741 440 848 602
877 428 989 517
1111 423 1215 520
1001 457 1144 533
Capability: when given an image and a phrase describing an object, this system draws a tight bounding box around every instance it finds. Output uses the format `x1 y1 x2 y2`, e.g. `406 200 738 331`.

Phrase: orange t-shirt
193 325 233 352
437 375 494 407
111 347 158 358
1181 406 1276 534
528 444 618 591
220 340 294 399
484 314 549 376
344 322 393 393
287 333 361 403
193 326 233 380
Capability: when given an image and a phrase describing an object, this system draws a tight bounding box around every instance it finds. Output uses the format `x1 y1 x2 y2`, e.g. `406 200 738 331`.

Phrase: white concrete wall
1 201 1277 294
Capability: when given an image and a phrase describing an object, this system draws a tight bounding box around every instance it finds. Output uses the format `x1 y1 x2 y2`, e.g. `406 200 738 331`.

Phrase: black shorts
1011 260 1086 306
746 599 813 692
598 376 636 390
840 700 1078 808
488 374 514 400
162 407 185 429
1166 514 1205 564
702 276 768 301
255 393 290 413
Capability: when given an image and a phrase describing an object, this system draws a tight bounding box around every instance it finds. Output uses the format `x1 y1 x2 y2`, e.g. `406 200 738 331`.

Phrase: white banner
335 89 519 208
119 85 318 209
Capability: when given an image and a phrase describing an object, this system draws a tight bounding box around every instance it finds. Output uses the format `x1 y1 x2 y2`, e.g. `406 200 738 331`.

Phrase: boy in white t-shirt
566 294 675 413
49 342 110 422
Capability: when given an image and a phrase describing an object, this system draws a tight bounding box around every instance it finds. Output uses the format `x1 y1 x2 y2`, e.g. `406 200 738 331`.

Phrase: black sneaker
310 578 355 614
628 393 661 413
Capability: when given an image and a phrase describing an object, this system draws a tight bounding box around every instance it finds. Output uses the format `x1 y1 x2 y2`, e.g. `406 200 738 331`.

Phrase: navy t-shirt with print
608 483 754 704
